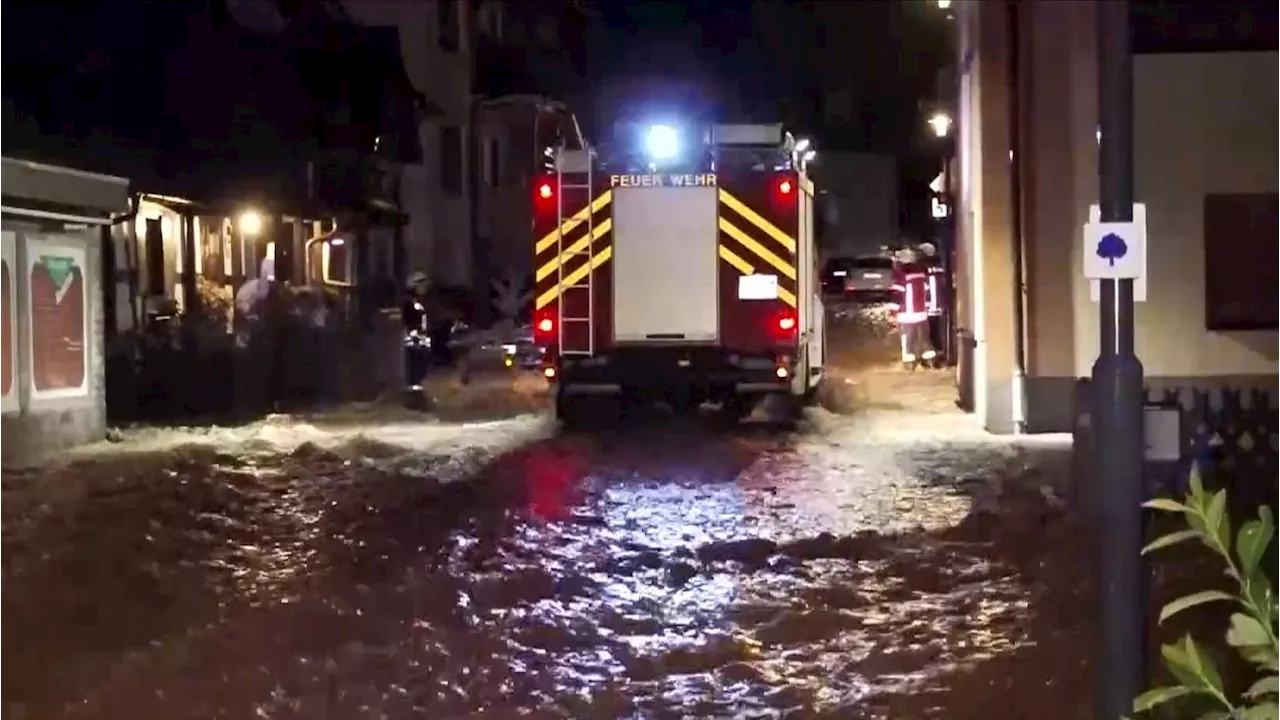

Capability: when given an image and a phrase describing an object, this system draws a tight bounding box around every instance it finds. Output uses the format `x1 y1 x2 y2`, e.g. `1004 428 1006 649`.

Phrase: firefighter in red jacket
893 250 938 369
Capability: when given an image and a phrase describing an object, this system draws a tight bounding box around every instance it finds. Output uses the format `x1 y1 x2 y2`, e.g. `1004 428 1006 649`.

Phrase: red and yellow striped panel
715 186 798 308
533 189 613 311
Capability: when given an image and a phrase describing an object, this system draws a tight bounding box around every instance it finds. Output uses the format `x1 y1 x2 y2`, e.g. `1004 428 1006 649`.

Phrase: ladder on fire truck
554 146 596 357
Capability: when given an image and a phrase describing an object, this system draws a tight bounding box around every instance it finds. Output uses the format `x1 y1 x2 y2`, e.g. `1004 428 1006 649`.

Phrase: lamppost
1093 1 1146 716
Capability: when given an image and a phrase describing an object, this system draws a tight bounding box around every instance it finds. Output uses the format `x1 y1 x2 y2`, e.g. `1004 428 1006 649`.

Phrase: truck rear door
611 184 719 343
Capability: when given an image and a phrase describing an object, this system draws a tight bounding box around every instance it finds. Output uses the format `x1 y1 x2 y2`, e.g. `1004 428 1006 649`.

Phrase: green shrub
1132 467 1279 719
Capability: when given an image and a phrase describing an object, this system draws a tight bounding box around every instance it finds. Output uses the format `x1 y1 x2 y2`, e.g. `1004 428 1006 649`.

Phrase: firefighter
402 272 431 390
893 249 937 370
920 243 947 365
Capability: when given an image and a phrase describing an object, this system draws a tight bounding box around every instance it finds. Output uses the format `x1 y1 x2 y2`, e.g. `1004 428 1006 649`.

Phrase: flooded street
3 312 1094 720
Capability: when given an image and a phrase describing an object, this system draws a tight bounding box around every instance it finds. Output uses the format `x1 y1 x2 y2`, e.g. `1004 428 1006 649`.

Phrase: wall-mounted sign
27 237 88 399
931 197 950 219
1 232 15 411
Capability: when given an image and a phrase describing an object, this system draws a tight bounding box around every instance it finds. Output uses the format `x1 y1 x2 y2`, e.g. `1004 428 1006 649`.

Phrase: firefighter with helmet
893 248 938 370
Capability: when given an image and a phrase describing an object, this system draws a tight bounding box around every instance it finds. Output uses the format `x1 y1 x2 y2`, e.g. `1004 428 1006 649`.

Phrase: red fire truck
531 123 826 424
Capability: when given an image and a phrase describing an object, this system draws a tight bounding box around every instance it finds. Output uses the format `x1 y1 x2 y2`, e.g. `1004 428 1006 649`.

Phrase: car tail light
777 315 797 332
778 179 793 195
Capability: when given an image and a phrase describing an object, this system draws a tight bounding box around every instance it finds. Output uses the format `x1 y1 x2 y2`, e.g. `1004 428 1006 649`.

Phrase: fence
105 288 403 424
1073 379 1279 517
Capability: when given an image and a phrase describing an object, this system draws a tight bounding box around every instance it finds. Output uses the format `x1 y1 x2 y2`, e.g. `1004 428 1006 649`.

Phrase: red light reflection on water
520 445 589 521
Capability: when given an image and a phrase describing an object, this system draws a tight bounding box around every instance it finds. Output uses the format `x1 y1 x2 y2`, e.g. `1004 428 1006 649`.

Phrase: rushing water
3 405 1089 720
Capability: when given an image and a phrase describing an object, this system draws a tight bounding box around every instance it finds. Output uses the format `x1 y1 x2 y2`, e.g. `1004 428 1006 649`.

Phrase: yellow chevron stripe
534 191 613 256
719 218 796 280
716 245 797 308
535 218 612 282
717 190 796 253
717 244 754 275
534 246 613 310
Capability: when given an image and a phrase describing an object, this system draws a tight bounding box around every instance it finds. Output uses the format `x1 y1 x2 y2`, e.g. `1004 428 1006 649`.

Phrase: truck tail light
772 312 798 341
535 313 556 339
535 176 557 205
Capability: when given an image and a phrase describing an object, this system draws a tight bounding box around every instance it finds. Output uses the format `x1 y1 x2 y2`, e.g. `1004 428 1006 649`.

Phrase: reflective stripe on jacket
896 268 929 325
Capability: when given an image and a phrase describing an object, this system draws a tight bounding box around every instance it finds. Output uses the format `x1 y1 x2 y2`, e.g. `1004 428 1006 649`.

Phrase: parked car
820 257 858 295
500 324 544 370
842 255 898 304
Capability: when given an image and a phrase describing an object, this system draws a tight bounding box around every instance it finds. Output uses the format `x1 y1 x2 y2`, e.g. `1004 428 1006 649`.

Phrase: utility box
1 158 129 468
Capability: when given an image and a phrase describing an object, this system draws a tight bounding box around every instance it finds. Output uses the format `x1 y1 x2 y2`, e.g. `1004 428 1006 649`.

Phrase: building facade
952 0 1278 433
342 0 475 290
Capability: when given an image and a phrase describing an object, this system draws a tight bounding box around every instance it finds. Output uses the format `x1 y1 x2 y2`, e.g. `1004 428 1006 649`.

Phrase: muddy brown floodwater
4 307 1100 720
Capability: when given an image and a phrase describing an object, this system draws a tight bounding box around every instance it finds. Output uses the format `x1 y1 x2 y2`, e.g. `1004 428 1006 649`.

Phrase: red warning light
538 183 554 199
536 316 555 334
777 315 797 331
778 179 793 195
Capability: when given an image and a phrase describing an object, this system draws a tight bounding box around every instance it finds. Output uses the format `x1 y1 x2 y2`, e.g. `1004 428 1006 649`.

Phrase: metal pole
1007 0 1028 434
1092 1 1147 717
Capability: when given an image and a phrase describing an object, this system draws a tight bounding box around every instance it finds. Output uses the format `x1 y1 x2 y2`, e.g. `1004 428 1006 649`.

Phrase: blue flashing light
645 124 680 162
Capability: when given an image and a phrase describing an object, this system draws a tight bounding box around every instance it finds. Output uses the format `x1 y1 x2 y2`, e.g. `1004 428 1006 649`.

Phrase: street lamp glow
238 210 263 235
794 138 811 154
937 0 952 9
928 112 953 138
645 124 680 161
801 149 817 164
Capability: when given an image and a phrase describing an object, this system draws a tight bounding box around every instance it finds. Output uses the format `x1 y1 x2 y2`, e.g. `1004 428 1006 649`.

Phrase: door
611 185 720 343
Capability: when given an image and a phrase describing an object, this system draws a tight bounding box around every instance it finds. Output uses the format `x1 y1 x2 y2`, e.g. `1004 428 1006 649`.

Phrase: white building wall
956 0 1276 434
1093 51 1277 377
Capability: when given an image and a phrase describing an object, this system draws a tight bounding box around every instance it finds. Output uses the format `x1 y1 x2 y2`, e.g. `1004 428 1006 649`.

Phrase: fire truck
531 122 826 424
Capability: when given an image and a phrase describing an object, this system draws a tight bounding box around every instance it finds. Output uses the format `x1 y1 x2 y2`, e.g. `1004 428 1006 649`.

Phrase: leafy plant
1132 466 1279 719
491 276 531 323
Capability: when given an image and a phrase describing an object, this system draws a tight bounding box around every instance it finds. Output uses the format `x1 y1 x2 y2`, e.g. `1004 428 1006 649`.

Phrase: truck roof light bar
707 124 784 147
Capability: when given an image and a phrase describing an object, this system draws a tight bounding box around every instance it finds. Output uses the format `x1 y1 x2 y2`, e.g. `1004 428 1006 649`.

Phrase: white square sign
1086 203 1148 302
738 273 779 300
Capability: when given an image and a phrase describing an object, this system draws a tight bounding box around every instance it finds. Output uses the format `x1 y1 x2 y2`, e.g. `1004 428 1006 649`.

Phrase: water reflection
2 423 1082 719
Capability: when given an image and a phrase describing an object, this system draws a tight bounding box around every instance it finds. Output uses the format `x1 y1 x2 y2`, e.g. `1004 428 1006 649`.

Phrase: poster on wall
1 232 15 411
27 238 88 399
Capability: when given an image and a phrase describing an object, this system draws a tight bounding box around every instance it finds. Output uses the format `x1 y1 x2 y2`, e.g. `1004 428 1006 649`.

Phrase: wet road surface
3 315 1094 720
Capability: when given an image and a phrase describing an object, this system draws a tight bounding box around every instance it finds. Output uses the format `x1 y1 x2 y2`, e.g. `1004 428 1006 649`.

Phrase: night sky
583 0 950 153
0 1 942 204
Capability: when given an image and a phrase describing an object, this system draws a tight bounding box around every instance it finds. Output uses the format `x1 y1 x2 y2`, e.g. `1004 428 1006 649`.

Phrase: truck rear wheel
555 392 584 427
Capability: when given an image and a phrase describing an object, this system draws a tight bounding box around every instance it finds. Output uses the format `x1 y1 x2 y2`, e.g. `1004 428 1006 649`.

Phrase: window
438 0 460 51
144 218 165 296
1203 193 1278 330
322 237 352 286
440 125 463 194
853 257 895 270
534 16 559 49
486 138 501 186
477 0 503 39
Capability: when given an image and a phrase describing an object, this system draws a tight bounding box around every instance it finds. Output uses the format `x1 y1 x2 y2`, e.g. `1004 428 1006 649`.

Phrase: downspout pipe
1007 0 1029 434
105 192 143 338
